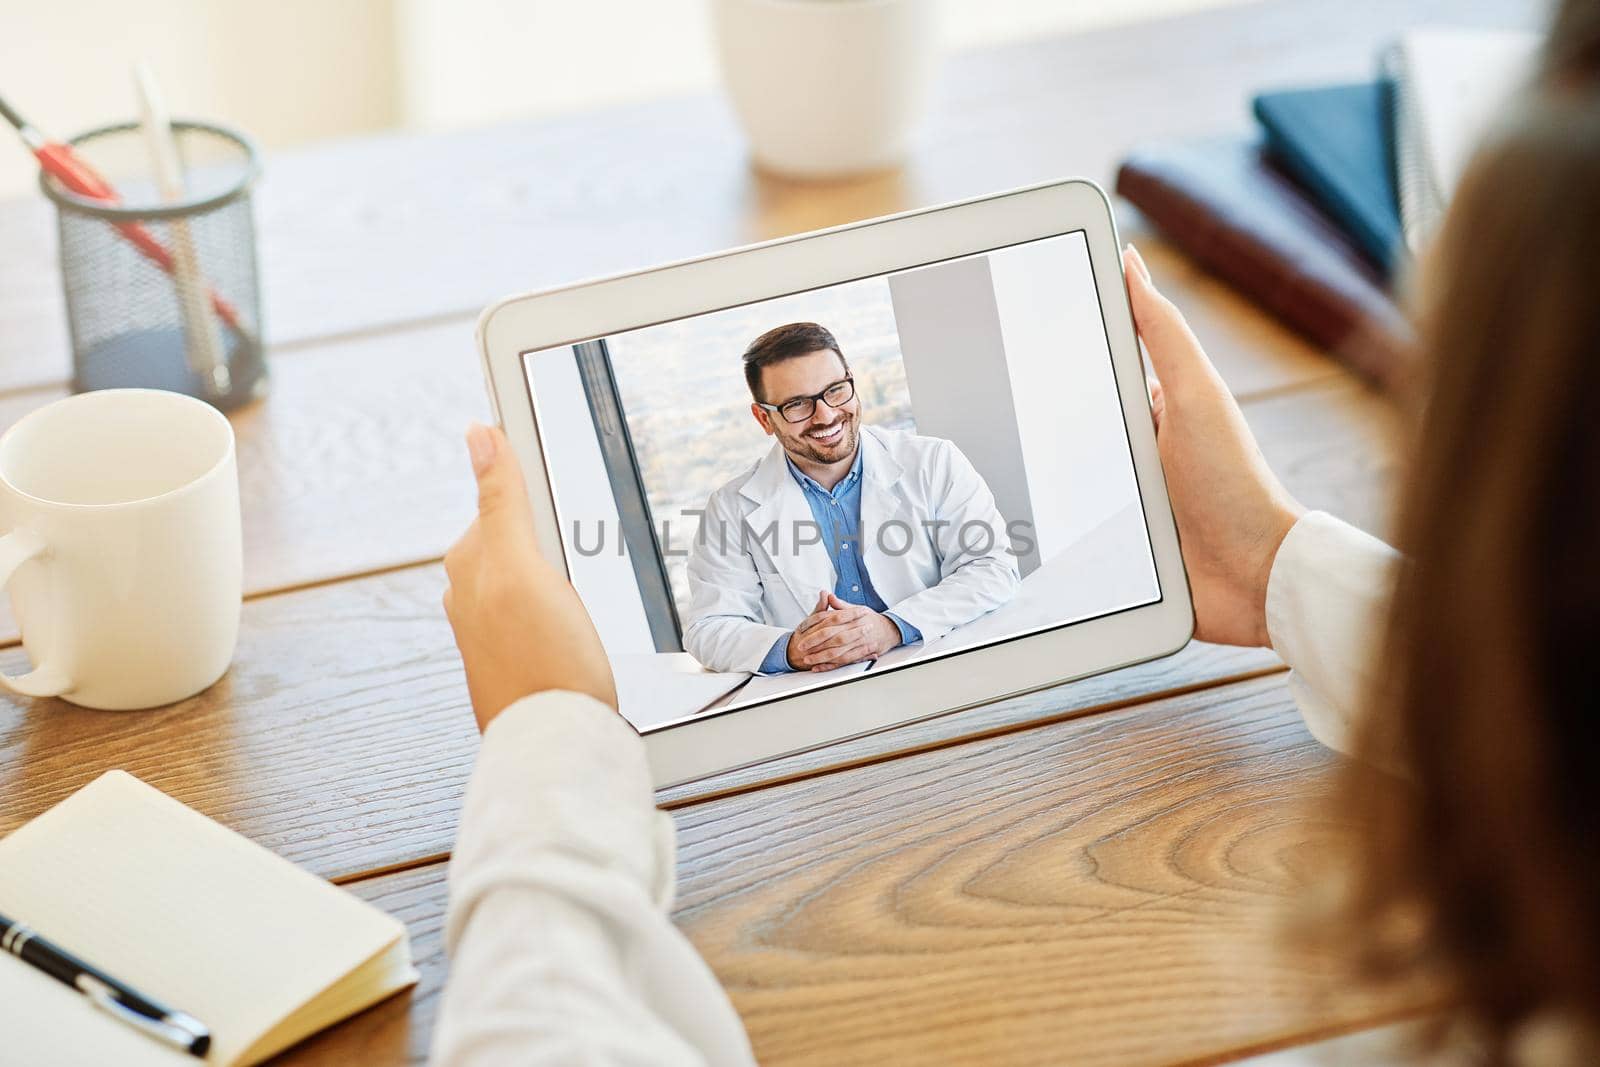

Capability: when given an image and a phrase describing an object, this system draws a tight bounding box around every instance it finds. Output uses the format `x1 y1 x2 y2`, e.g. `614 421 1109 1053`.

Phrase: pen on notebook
0 910 211 1058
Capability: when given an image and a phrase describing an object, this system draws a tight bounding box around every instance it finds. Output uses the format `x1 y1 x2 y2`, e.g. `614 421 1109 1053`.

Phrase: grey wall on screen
888 256 1042 576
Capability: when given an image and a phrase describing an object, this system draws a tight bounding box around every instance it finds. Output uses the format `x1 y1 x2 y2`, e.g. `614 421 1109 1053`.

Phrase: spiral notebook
1381 28 1539 252
0 771 418 1066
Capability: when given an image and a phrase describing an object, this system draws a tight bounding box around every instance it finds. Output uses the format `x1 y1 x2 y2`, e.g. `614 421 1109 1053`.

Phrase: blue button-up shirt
758 446 921 674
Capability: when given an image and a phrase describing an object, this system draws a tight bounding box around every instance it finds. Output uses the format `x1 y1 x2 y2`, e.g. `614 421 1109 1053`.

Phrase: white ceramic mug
0 388 241 710
712 0 939 178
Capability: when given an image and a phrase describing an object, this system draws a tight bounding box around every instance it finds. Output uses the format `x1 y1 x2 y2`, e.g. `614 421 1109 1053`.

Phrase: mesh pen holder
42 120 267 411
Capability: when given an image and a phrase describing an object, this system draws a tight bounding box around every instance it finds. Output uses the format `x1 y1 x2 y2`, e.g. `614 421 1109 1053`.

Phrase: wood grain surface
274 674 1425 1067
671 674 1421 1066
0 0 1500 1062
0 317 488 613
0 563 1269 884
0 375 1393 885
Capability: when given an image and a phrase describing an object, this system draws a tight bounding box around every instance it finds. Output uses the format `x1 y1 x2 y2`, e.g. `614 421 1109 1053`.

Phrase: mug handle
0 529 73 698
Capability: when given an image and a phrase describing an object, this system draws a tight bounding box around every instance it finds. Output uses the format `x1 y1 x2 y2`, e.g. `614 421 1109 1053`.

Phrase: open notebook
0 771 418 1066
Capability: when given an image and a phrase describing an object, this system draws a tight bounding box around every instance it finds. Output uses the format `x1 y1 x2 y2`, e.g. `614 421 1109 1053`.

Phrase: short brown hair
742 322 848 402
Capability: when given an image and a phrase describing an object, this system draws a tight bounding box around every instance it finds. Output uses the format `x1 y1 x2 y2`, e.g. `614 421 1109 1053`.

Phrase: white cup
712 0 939 178
0 388 241 710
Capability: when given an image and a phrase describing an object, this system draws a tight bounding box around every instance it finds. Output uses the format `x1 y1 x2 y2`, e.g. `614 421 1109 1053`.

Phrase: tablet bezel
477 178 1193 788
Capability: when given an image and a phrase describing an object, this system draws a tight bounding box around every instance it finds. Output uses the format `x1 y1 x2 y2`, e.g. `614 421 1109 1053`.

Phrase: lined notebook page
0 771 417 1066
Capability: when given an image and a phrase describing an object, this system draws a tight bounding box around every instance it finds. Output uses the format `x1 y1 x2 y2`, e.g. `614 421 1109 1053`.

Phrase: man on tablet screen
684 322 1020 674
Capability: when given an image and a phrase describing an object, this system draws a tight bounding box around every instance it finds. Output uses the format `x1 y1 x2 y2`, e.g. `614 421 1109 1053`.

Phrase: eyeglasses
758 377 856 424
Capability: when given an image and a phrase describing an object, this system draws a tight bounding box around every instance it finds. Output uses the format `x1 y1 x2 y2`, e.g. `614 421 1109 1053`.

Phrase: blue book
1252 82 1405 278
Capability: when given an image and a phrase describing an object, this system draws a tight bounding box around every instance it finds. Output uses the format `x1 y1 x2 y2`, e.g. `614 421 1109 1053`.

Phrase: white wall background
889 232 1145 576
0 0 398 198
989 230 1143 557
0 0 1247 199
888 256 1042 574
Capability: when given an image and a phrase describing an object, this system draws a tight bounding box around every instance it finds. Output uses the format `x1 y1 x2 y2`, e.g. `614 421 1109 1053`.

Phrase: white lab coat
681 426 1021 673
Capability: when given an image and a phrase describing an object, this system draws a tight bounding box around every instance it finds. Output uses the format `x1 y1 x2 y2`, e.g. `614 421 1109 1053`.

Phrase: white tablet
477 178 1192 787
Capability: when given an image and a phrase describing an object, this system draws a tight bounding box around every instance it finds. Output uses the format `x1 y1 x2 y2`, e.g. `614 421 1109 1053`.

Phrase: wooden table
0 0 1533 1062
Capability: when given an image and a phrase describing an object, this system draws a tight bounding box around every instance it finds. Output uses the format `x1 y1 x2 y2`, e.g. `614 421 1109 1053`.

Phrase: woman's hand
443 423 617 732
1124 245 1305 648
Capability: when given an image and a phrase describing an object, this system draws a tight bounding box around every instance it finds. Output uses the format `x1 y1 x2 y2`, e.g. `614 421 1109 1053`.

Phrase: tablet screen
520 229 1160 732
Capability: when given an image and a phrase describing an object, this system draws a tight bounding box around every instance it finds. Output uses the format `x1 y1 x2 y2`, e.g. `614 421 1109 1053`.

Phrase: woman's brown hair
1341 72 1600 1062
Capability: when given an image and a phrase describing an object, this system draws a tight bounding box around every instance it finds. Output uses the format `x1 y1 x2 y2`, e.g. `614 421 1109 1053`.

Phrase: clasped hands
785 591 902 672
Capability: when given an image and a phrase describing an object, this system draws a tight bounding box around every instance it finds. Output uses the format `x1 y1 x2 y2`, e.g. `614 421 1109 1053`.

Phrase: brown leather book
1116 138 1416 393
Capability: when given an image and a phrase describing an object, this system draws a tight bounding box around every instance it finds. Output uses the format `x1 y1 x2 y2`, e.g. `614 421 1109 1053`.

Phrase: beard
782 409 859 465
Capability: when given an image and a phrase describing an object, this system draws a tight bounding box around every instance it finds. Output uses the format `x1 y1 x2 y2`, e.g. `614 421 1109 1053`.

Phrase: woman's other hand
443 423 618 731
1124 245 1304 648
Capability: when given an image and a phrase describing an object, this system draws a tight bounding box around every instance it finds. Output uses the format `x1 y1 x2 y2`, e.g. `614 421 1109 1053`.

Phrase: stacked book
1116 28 1538 393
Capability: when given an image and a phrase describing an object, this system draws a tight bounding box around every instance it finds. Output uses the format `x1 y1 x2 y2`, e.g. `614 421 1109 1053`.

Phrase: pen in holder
41 120 267 411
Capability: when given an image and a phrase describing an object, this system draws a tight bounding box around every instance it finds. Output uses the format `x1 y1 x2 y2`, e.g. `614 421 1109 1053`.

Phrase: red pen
0 91 245 335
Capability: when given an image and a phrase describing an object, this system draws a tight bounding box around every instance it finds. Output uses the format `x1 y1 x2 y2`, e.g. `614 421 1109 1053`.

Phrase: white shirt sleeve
1264 510 1402 758
431 692 756 1067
